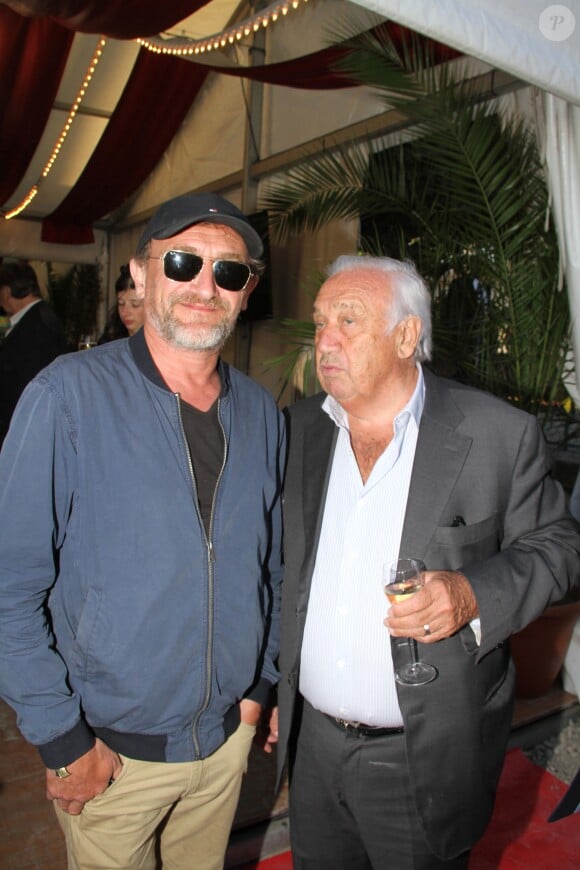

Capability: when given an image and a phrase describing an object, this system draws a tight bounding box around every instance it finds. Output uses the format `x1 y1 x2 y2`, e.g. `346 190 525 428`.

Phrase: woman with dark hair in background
98 265 144 343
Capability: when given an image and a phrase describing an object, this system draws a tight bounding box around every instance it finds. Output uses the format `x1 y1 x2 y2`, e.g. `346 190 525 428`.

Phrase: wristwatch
54 766 71 779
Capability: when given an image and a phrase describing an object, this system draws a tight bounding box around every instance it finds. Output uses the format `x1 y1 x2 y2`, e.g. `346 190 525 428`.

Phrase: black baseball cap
136 192 264 259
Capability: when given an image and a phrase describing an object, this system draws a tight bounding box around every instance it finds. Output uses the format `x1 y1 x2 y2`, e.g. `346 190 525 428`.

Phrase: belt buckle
336 717 361 733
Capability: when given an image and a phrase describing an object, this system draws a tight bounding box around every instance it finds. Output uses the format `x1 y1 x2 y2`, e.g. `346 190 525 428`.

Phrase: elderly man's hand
261 706 279 755
385 570 479 643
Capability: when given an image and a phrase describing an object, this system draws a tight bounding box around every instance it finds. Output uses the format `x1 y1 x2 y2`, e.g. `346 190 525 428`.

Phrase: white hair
326 254 432 362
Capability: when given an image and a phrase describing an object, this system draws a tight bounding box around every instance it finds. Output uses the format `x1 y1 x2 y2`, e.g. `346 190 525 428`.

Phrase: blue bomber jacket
0 330 285 767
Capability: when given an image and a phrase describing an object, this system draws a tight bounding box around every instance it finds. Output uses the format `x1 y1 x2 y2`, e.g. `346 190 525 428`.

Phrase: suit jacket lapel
299 408 337 602
399 370 473 560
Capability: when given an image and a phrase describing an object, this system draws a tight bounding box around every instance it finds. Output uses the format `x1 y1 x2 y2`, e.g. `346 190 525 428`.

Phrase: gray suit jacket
278 368 579 859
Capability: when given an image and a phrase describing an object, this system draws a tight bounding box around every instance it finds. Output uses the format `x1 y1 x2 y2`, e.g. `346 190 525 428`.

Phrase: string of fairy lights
4 0 308 221
138 0 308 56
4 37 107 221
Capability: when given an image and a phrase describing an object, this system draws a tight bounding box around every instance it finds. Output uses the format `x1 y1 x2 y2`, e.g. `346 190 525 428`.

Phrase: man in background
0 260 67 445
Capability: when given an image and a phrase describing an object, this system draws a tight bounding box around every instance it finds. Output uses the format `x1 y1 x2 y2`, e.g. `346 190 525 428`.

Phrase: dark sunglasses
150 250 254 292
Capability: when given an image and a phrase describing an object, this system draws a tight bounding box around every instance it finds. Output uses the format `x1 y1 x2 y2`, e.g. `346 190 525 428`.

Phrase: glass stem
408 637 419 670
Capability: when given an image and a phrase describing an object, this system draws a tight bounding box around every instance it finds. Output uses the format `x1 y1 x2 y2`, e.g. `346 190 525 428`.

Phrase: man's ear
396 316 422 359
240 274 259 312
129 257 146 300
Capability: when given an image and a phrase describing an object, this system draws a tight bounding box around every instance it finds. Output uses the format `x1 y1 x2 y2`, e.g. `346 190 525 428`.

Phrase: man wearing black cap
0 193 285 869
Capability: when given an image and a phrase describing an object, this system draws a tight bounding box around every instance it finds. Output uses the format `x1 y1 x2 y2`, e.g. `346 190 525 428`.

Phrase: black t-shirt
180 398 224 537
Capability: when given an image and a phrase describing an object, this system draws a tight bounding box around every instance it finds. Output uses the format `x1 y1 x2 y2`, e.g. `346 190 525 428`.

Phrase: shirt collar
8 298 42 330
322 364 425 432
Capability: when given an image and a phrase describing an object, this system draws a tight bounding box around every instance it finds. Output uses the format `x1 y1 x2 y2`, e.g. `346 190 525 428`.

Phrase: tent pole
236 0 267 374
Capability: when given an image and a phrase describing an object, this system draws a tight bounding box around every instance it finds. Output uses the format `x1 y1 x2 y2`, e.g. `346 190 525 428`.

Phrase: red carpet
469 749 579 868
241 750 579 869
244 859 293 870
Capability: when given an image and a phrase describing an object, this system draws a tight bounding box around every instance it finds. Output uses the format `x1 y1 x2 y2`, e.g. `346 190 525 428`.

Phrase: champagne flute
78 334 97 350
383 558 438 686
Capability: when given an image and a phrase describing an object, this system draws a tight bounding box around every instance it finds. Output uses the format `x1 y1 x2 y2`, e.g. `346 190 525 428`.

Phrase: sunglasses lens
161 252 252 291
213 260 252 292
163 251 203 282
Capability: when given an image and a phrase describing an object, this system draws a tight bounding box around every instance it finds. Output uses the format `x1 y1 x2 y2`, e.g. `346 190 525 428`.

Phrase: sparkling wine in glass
78 334 97 351
383 558 438 686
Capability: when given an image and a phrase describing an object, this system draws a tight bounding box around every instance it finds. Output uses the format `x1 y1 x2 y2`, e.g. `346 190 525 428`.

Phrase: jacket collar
6 298 42 333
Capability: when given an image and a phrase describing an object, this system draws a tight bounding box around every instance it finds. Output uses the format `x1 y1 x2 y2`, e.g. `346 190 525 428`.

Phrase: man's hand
262 706 279 755
240 699 279 754
46 738 122 816
240 698 263 727
385 570 478 643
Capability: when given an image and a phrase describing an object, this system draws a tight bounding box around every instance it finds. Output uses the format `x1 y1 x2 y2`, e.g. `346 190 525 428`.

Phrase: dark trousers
289 699 470 870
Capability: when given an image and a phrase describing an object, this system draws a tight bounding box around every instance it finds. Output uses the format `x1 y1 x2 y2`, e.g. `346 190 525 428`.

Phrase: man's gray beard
150 307 236 351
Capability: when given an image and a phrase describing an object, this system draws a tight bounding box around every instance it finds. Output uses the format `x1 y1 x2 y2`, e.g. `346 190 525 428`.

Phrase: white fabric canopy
350 0 580 104
542 96 580 401
351 0 580 393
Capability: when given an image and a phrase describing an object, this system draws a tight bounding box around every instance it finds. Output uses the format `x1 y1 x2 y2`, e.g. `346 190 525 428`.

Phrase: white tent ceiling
350 0 580 104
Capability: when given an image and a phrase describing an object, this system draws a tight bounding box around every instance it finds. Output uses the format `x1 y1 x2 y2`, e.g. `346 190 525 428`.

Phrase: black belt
328 715 404 738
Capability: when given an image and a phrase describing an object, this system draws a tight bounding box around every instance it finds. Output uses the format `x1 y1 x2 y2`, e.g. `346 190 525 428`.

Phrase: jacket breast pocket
432 513 500 567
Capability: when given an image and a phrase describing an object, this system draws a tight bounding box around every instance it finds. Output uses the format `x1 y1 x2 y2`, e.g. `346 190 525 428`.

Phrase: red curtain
0 7 74 205
0 1 213 38
204 46 358 90
42 50 209 243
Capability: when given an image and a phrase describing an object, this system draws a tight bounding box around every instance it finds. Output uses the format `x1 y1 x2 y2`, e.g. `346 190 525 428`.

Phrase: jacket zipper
175 393 228 758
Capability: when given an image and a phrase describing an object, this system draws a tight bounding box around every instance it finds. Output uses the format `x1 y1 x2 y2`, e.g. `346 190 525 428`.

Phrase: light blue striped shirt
299 366 425 727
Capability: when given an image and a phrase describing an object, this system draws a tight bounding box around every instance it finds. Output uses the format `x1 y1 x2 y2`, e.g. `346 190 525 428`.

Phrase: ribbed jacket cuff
244 677 275 708
37 719 95 769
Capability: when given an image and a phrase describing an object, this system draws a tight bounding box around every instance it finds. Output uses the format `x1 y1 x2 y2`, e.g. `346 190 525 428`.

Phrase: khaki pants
55 722 255 870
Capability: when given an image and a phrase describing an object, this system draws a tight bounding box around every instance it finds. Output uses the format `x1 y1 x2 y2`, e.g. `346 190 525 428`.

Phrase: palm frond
262 318 316 401
262 146 373 239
